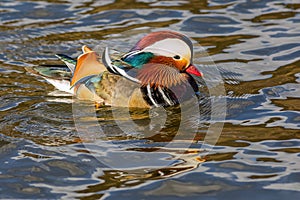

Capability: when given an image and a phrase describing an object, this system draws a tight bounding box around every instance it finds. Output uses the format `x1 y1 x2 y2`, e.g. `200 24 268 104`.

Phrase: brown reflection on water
285 3 300 10
0 120 79 146
251 11 297 23
1 18 68 30
204 152 237 162
75 164 200 197
27 19 181 44
217 123 300 145
256 157 282 163
272 97 300 112
270 147 300 154
83 0 232 15
195 34 259 56
248 174 278 179
225 59 300 96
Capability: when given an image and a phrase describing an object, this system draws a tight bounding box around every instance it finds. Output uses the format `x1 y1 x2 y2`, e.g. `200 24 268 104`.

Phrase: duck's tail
25 63 74 94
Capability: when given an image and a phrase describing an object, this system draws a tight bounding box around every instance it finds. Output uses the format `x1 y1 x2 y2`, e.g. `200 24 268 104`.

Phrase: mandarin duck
27 31 203 108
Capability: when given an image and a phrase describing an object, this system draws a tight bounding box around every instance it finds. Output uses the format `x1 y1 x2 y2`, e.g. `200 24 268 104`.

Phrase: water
0 0 300 199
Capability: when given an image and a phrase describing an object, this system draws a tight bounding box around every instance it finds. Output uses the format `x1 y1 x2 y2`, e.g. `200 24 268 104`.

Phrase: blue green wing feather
26 65 72 80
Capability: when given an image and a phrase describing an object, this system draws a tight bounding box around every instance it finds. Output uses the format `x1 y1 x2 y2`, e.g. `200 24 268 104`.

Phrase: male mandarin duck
27 31 203 108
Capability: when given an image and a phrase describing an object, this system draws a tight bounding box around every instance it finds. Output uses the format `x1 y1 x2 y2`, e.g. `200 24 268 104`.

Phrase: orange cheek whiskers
148 55 188 71
148 56 176 66
137 63 187 88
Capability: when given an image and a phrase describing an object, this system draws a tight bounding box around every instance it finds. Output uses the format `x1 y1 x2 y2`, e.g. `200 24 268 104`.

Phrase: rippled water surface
1 0 300 199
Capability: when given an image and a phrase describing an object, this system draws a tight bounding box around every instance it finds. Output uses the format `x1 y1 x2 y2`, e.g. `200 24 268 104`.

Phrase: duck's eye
173 55 181 60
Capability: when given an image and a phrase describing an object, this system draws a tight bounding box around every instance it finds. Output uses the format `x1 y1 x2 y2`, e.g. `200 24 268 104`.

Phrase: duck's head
122 31 202 87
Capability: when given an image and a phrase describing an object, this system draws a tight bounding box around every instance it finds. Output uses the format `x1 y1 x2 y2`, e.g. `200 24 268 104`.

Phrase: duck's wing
70 45 107 87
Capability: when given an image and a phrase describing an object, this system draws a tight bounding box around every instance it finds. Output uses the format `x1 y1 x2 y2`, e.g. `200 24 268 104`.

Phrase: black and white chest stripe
141 85 179 107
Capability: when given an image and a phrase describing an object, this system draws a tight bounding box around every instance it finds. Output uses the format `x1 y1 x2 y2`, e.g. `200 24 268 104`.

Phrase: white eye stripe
143 38 192 60
141 47 181 58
